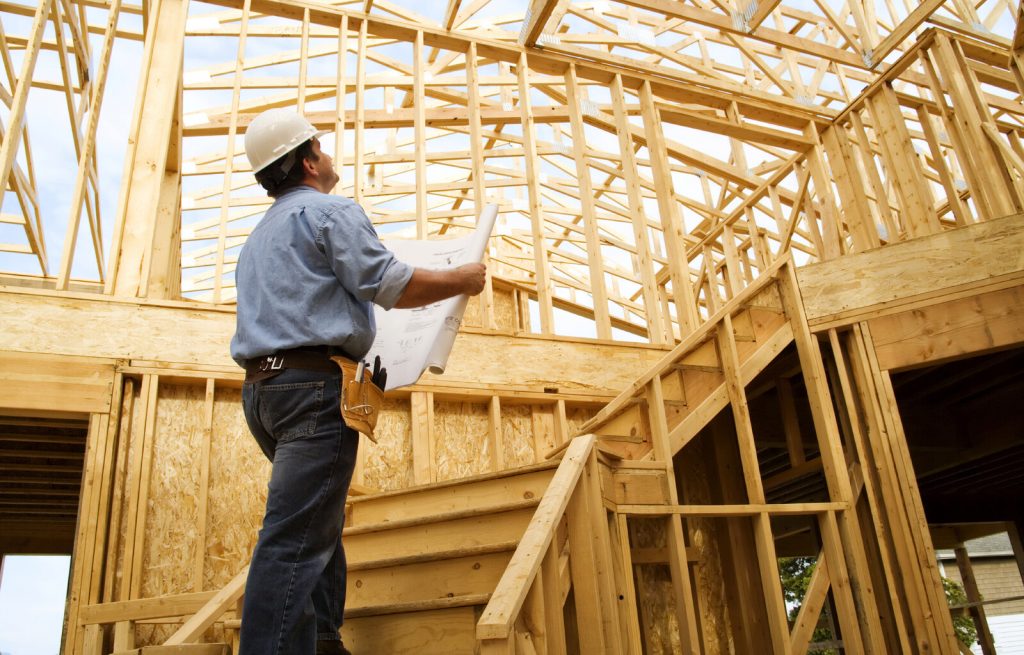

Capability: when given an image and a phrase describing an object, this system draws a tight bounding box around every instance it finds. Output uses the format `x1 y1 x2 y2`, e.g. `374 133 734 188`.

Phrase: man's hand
394 262 488 308
455 263 486 296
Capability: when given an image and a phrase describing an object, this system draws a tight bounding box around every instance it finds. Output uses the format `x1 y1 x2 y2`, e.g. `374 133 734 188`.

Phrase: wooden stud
828 328 914 652
212 0 251 304
414 30 427 238
639 81 700 337
953 544 997 654
646 375 702 653
105 0 190 297
609 74 664 344
411 391 435 484
516 52 555 334
716 314 792 654
354 19 367 206
466 41 497 330
564 460 608 654
193 378 215 591
611 513 643 655
564 63 611 339
488 395 504 472
332 14 348 193
776 376 805 467
778 265 888 652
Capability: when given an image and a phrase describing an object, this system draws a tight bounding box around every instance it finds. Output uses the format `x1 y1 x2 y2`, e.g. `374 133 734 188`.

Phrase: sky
0 4 142 281
0 556 71 655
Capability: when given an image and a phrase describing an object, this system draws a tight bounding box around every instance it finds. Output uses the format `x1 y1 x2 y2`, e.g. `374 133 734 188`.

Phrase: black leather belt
244 346 354 383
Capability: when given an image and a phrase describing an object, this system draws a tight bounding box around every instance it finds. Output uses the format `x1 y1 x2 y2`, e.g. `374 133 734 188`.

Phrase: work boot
315 639 352 655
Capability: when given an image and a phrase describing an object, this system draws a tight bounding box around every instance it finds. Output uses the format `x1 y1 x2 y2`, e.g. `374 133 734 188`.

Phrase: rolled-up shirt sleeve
318 201 414 310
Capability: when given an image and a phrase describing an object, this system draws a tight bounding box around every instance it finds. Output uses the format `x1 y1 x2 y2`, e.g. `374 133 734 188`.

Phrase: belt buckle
258 355 284 372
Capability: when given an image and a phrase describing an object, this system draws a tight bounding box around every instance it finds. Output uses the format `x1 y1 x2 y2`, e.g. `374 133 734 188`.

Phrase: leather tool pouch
331 356 383 443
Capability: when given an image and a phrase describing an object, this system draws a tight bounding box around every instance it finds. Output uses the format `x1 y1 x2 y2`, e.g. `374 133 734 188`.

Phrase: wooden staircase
339 461 557 653
86 460 561 654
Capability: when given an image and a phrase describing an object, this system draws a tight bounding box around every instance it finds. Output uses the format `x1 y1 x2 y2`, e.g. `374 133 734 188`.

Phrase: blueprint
368 203 499 390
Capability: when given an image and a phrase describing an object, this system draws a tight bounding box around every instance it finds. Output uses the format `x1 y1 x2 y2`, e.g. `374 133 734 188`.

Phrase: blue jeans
239 368 359 655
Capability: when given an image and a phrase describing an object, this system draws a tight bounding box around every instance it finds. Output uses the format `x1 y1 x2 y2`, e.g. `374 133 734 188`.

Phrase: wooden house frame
1 0 1023 652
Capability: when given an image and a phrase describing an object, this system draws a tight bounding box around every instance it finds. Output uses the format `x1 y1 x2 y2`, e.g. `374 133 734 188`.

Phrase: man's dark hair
254 138 319 198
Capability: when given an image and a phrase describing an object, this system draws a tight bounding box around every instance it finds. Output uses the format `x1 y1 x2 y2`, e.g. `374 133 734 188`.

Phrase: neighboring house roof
937 533 1015 560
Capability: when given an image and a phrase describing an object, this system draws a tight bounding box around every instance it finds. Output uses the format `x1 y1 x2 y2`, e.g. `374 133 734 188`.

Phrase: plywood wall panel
206 386 267 589
433 400 490 481
631 517 680 654
492 286 517 332
565 405 597 439
679 437 731 655
501 404 535 469
140 383 205 599
362 398 413 492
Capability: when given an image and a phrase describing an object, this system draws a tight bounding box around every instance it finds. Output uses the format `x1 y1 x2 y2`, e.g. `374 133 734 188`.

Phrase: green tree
943 577 978 649
779 557 836 655
780 559 980 652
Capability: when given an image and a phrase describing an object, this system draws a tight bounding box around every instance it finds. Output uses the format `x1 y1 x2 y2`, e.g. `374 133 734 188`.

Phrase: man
230 108 486 655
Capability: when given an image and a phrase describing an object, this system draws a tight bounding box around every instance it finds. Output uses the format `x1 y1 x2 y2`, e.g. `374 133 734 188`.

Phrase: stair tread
111 646 229 655
346 459 558 505
348 540 518 571
345 592 491 619
225 595 489 630
344 497 538 536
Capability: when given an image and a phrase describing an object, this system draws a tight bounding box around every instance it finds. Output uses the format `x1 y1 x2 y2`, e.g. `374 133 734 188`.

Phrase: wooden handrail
579 253 791 436
164 565 249 645
476 433 596 641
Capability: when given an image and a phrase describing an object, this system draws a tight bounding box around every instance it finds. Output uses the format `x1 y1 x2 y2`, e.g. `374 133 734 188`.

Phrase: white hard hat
244 108 329 174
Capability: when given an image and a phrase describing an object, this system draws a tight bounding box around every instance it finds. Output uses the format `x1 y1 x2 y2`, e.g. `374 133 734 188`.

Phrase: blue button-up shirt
230 186 413 366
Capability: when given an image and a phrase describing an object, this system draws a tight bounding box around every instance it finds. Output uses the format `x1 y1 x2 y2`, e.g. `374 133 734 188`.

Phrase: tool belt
244 346 342 382
331 356 384 443
244 347 383 442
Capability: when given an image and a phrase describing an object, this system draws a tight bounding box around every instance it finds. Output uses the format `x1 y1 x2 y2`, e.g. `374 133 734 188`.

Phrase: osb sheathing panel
434 400 490 481
678 437 730 654
565 405 597 438
140 383 205 599
500 403 535 469
462 286 516 333
492 286 516 332
362 398 413 491
531 405 558 457
206 386 267 590
631 517 680 655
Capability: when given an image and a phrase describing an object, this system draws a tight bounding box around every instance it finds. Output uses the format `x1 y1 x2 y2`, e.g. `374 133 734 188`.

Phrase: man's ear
301 156 318 178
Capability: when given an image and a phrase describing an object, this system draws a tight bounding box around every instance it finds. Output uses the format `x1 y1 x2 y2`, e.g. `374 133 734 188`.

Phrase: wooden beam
519 0 559 46
869 0 945 66
798 213 1024 329
869 284 1024 370
745 0 783 32
104 0 189 298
